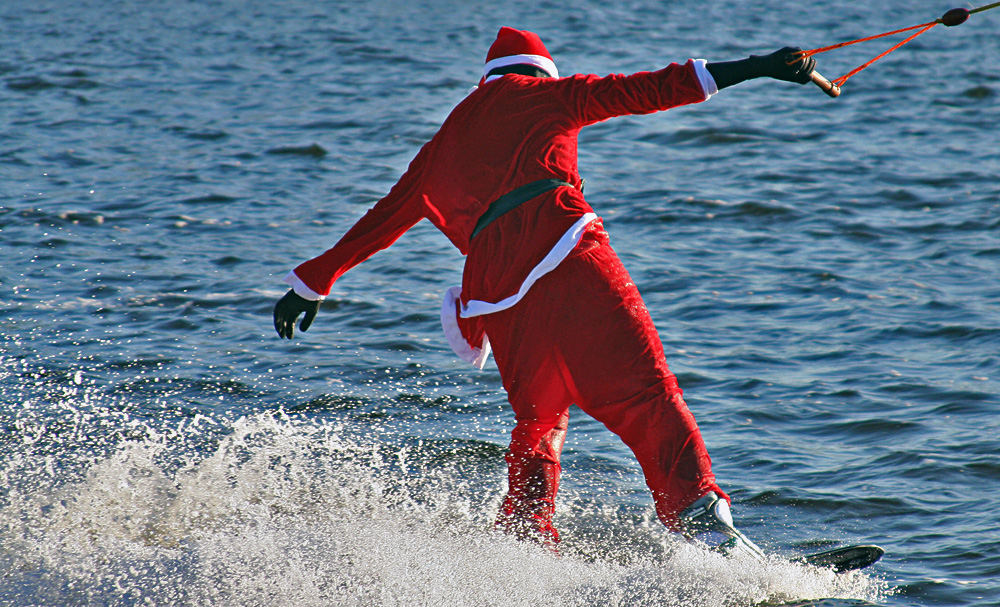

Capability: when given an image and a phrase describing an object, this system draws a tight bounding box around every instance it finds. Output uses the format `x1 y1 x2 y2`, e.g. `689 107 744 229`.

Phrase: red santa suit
284 27 728 547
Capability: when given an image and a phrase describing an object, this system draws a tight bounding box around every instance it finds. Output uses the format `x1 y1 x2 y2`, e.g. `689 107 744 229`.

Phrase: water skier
273 27 816 558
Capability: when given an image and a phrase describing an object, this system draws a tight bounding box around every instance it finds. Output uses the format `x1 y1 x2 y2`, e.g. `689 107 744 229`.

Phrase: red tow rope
798 2 1000 97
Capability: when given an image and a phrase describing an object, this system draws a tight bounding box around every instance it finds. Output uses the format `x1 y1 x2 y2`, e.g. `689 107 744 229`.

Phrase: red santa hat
482 27 559 84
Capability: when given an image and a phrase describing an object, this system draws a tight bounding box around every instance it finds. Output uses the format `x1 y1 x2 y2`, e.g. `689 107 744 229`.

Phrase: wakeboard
791 544 884 573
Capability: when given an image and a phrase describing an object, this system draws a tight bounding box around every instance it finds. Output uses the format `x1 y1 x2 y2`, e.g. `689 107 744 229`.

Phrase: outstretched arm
272 146 431 339
707 47 816 90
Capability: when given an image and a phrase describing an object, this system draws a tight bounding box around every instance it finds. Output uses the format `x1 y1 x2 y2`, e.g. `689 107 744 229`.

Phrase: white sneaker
679 492 765 561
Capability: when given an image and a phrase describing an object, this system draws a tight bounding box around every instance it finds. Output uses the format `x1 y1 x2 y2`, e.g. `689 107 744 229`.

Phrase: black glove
755 47 816 84
273 289 320 339
707 47 816 90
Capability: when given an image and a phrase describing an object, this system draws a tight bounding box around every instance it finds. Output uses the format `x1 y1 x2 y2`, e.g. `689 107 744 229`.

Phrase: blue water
2 0 998 605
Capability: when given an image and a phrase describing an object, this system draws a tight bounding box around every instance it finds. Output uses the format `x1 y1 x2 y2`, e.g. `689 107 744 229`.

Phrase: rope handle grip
794 3 998 98
810 70 841 97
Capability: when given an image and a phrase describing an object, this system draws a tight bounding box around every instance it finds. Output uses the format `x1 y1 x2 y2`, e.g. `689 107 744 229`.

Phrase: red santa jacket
285 60 715 310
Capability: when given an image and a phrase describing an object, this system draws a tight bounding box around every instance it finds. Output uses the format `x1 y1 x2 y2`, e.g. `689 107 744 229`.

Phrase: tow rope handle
810 70 841 97
801 3 999 98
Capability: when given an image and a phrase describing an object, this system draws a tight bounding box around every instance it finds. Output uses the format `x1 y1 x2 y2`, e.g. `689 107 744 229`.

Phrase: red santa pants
478 223 727 546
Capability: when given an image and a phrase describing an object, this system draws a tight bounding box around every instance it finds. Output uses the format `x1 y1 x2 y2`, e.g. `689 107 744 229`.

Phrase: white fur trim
460 213 598 318
692 58 718 99
283 271 325 301
441 286 492 369
483 53 559 81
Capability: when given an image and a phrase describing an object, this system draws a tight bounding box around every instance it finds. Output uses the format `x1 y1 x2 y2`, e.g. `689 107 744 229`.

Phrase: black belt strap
470 179 574 239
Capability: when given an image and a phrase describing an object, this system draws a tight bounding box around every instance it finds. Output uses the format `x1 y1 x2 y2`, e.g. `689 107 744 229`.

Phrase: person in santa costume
274 26 816 558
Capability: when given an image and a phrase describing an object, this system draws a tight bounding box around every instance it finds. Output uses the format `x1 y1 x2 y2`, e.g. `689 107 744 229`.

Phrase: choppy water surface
2 1 998 605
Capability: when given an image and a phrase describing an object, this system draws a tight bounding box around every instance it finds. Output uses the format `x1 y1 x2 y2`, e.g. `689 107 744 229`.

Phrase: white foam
0 407 889 606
